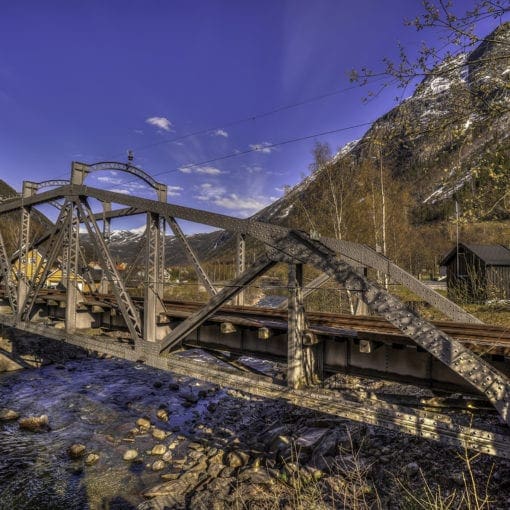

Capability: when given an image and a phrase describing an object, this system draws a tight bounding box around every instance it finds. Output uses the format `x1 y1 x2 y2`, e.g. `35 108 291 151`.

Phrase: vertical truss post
354 266 369 315
71 161 90 185
0 230 17 312
144 183 167 342
288 263 305 389
144 212 165 341
102 201 112 243
235 233 246 306
17 182 37 313
65 203 81 332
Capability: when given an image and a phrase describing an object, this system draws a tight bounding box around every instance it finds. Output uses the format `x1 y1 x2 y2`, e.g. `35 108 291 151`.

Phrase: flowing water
0 355 234 509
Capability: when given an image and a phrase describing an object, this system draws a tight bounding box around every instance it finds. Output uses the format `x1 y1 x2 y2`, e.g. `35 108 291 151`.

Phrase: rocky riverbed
1 354 510 509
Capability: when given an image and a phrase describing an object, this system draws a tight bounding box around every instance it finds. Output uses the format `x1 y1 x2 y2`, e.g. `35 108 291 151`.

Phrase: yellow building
12 249 91 291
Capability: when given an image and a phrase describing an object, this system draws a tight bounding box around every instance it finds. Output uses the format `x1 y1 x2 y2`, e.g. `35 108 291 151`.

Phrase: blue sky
0 1 506 232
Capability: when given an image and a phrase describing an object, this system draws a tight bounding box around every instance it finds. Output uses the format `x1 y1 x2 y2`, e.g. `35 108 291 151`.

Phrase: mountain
248 23 510 273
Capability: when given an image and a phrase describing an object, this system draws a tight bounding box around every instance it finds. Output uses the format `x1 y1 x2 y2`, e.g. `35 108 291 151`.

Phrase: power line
47 81 375 182
149 120 374 180
107 82 370 160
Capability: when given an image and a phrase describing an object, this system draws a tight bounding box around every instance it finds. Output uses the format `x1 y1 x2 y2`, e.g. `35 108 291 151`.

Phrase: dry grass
231 431 495 510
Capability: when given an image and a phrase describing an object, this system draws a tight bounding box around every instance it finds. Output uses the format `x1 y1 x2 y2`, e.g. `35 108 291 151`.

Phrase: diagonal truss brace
75 197 142 343
160 253 277 354
0 230 17 311
165 215 217 296
272 230 510 426
19 202 72 321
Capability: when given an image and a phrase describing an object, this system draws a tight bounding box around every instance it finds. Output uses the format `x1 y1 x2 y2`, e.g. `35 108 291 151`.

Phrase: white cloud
243 164 263 174
167 185 183 197
249 141 276 154
193 182 271 216
213 129 229 138
178 165 225 175
146 116 172 131
97 175 122 184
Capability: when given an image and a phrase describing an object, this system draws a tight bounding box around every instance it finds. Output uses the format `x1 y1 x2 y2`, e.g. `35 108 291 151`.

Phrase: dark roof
441 243 510 266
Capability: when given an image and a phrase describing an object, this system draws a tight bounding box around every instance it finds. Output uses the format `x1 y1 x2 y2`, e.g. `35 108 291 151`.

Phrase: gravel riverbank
1 356 509 509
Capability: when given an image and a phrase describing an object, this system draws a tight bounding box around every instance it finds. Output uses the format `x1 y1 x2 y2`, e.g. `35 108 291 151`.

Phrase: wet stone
151 444 167 455
225 451 250 468
19 414 49 432
136 417 151 430
68 443 86 459
152 460 166 471
0 408 19 421
156 408 169 421
152 428 167 440
162 450 173 462
85 453 100 466
123 449 139 461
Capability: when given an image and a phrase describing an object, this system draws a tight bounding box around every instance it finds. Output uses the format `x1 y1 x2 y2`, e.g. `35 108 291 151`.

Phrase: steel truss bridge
1 161 510 457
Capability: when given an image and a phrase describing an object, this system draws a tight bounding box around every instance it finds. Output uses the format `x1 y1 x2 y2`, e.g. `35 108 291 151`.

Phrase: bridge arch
72 161 167 200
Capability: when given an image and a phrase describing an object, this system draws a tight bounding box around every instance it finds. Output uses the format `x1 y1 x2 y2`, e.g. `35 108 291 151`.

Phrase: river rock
208 450 224 465
224 451 250 468
0 409 19 421
151 444 167 455
162 450 173 462
152 428 167 440
123 449 138 461
168 382 179 391
189 456 208 473
19 414 49 432
152 460 166 471
143 471 200 497
136 417 151 430
68 443 86 459
295 428 329 451
404 462 420 476
85 453 100 465
156 408 169 421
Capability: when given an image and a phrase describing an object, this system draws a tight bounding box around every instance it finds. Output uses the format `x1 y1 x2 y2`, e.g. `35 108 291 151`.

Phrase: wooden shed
440 244 510 302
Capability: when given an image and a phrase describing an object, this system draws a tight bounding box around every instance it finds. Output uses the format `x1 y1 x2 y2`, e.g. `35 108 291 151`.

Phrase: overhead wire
46 80 381 182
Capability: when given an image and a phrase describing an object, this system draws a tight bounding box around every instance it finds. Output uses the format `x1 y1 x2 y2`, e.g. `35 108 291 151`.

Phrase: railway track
3 288 510 350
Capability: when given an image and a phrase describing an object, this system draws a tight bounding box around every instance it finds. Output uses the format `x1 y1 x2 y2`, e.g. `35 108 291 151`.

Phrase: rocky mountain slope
257 22 510 227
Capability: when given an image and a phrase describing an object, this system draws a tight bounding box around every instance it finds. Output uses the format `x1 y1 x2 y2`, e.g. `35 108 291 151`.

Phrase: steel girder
0 230 17 311
159 254 277 353
144 212 165 341
0 184 477 323
271 230 510 426
2 175 508 422
165 215 216 297
75 197 142 342
65 203 81 332
235 233 246 306
19 202 72 321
